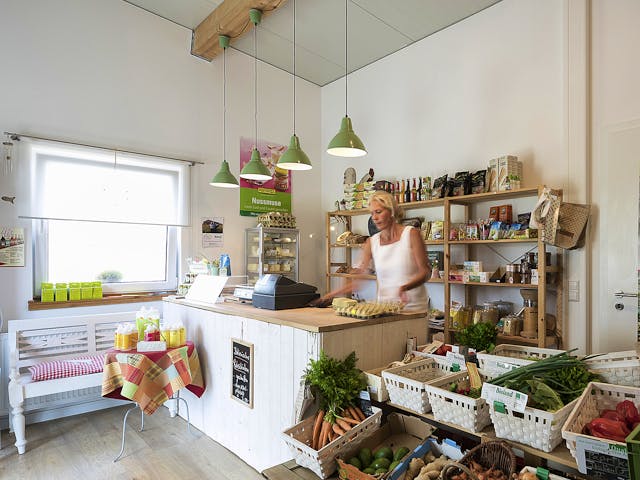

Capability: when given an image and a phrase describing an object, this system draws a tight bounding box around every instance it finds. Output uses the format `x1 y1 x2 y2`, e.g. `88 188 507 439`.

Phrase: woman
323 190 431 312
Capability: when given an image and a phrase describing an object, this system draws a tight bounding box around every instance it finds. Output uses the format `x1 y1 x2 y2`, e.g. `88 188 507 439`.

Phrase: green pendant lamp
327 0 366 158
210 35 239 188
240 9 272 182
277 0 311 171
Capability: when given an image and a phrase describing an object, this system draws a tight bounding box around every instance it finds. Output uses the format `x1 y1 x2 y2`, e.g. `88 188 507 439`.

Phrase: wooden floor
0 405 266 480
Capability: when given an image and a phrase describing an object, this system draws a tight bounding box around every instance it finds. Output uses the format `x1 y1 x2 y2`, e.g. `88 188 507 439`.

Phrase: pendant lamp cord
254 20 258 151
223 44 227 162
293 0 296 134
345 0 348 117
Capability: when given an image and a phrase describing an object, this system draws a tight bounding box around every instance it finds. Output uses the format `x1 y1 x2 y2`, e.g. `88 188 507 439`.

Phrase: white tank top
370 226 429 313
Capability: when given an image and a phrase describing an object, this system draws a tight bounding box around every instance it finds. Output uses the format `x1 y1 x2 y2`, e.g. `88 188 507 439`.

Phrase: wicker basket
382 358 457 414
281 406 383 479
424 371 491 433
489 396 578 452
476 344 565 379
562 381 640 459
584 351 640 387
440 441 516 480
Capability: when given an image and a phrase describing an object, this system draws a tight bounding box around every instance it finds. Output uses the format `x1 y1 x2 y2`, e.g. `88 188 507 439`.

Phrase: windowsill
28 292 174 311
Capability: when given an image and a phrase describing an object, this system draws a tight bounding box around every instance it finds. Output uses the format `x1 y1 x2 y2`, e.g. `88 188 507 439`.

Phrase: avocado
388 460 401 472
393 446 410 462
373 446 393 461
358 447 372 468
362 467 376 474
347 457 362 470
374 468 388 474
370 457 391 470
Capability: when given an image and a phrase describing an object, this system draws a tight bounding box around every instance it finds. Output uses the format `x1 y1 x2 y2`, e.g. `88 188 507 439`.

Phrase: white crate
364 367 389 402
584 350 640 387
561 382 640 458
281 406 382 479
476 345 565 379
382 358 456 414
424 371 491 433
489 396 578 452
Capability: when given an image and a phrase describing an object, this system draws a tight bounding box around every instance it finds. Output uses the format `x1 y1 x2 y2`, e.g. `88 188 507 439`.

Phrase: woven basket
441 441 516 480
584 350 640 387
281 406 383 479
476 345 566 380
424 371 491 433
562 382 640 459
382 358 457 414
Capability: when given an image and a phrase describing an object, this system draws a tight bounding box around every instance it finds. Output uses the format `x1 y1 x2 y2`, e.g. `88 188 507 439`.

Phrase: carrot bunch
311 405 367 450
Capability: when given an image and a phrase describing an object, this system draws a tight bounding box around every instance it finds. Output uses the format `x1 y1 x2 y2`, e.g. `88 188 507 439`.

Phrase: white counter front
163 297 427 472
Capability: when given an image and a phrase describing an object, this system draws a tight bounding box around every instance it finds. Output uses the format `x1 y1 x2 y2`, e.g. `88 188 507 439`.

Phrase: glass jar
480 304 499 325
55 283 68 302
505 264 521 284
69 282 82 301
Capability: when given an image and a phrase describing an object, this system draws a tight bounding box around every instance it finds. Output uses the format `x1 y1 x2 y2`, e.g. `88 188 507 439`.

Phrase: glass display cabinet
245 227 299 286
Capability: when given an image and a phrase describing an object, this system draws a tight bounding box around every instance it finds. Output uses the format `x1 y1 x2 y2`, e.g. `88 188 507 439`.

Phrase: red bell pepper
588 417 631 442
601 409 626 423
616 400 639 424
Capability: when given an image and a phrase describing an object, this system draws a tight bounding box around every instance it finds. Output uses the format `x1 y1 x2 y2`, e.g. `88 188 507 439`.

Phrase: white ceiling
124 0 501 86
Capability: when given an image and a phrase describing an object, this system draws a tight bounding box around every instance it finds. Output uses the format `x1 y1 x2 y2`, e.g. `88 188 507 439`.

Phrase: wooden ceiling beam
191 0 288 61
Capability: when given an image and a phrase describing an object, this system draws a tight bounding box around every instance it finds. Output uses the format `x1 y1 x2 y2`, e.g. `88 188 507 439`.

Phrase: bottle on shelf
400 179 406 203
404 178 411 203
417 177 423 201
411 178 417 202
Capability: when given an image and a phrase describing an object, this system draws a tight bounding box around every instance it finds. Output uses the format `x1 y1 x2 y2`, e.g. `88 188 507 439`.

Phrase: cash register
252 274 320 310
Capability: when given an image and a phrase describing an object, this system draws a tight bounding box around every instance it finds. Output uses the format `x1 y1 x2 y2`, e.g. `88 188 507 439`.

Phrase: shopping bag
529 187 561 244
552 202 590 249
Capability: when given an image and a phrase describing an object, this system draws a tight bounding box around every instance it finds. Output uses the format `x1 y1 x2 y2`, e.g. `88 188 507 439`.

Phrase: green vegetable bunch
489 349 599 411
457 322 498 352
304 351 366 423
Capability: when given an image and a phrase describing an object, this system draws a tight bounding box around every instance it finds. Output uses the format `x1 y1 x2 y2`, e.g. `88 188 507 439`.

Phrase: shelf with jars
326 185 564 348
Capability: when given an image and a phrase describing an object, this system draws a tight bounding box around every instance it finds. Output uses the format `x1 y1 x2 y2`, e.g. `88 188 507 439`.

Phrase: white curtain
22 137 191 226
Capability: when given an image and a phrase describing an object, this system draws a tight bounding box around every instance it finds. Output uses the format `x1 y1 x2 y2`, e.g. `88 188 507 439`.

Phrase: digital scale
232 285 255 302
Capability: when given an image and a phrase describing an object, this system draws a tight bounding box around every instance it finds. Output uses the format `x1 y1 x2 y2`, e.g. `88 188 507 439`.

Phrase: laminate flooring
0 405 266 480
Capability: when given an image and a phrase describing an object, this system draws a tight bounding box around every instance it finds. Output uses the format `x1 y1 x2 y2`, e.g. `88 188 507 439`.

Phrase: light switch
568 280 580 302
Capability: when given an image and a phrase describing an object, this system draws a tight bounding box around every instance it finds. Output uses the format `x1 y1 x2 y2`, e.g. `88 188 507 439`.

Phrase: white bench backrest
9 312 137 373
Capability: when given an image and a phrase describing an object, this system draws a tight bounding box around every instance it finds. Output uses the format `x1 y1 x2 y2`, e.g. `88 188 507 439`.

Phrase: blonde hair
368 190 402 220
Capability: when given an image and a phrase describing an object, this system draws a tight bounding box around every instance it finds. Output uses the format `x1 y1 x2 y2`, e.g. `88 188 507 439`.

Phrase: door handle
614 290 639 299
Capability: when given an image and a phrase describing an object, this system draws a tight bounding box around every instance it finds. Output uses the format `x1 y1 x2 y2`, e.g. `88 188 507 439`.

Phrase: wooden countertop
163 296 426 333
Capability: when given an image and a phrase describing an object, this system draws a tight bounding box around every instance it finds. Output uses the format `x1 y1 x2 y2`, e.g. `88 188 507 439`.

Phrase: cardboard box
489 205 499 220
337 413 436 480
463 261 483 273
498 204 513 223
487 158 499 192
387 435 465 480
497 156 521 191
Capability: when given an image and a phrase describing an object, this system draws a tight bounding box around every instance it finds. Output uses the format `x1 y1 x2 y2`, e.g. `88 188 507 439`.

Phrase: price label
481 383 528 413
445 351 467 371
575 436 628 479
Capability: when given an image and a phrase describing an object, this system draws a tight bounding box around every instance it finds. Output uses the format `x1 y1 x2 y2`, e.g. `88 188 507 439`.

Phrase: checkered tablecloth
102 341 205 414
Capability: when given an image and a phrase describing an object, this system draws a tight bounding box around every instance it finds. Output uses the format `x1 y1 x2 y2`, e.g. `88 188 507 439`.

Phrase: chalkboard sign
231 339 254 408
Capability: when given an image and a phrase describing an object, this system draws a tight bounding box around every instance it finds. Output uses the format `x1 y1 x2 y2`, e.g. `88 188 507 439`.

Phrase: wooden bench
8 312 135 454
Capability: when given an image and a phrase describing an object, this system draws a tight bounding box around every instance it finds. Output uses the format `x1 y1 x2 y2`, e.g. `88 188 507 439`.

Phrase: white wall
320 0 587 348
0 0 323 326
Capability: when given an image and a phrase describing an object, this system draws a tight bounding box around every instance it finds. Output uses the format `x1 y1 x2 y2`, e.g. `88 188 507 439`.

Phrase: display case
245 227 299 285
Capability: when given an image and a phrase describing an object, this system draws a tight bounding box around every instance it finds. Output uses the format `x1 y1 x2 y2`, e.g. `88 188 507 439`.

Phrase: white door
592 120 640 353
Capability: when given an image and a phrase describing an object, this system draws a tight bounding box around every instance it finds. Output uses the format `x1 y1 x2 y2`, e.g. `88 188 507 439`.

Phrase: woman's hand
398 285 409 303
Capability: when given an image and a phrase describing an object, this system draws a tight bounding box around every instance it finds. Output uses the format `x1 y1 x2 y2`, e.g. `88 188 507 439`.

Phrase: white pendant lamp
277 0 312 171
327 0 366 158
210 35 239 188
240 9 272 182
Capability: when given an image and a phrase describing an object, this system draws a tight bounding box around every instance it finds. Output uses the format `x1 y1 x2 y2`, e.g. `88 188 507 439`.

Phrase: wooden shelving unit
325 186 564 348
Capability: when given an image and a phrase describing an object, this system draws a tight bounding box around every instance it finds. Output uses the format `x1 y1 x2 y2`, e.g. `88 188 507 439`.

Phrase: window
25 138 190 296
